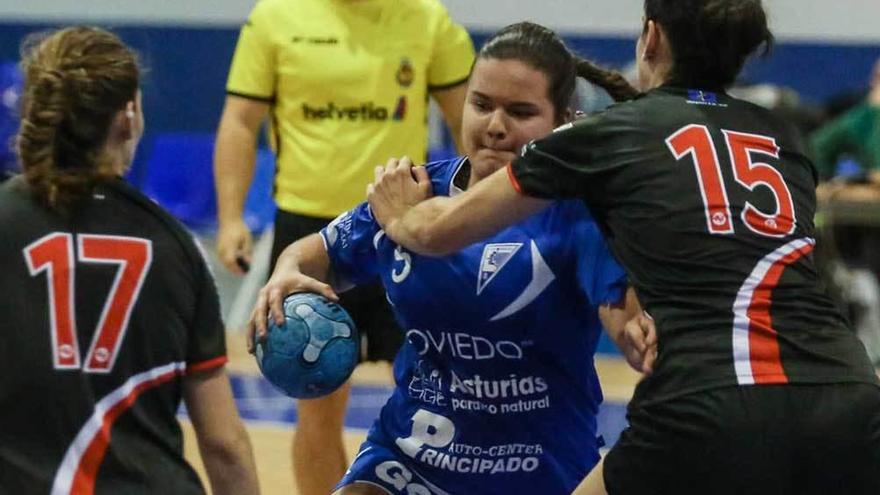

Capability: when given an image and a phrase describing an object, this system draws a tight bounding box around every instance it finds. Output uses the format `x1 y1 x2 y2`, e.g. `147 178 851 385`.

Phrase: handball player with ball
254 292 359 399
249 22 654 495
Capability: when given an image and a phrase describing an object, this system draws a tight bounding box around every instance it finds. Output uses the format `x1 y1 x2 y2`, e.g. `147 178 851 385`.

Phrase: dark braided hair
574 58 640 103
17 26 139 208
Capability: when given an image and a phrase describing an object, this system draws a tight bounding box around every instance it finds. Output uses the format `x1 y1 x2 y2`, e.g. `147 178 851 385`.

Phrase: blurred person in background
812 58 880 183
0 27 258 494
810 58 880 365
213 0 474 493
731 82 824 139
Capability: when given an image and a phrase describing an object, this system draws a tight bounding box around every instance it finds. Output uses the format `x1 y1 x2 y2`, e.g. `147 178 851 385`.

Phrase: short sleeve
562 203 627 305
320 203 382 288
574 218 627 306
226 1 277 100
509 108 637 208
186 239 227 372
427 5 475 90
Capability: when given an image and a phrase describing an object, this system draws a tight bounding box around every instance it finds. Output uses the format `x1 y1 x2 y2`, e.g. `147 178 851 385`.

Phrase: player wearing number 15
0 27 258 494
366 1 880 494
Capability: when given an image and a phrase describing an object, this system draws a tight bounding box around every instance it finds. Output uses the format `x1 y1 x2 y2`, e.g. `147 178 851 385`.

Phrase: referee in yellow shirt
214 1 474 493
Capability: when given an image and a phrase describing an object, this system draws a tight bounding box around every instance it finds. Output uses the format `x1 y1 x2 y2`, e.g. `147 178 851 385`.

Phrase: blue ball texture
255 293 359 399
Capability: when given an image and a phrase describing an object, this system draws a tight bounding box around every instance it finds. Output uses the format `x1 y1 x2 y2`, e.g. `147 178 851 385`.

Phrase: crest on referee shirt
396 57 414 87
477 243 522 295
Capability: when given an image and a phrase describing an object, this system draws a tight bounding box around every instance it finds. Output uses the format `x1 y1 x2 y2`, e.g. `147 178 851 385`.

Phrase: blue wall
2 22 878 134
0 23 239 183
0 24 880 131
1 21 878 178
0 23 237 134
475 33 880 107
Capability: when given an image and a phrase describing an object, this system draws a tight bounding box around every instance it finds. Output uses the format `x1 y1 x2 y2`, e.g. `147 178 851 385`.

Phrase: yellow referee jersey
226 0 475 217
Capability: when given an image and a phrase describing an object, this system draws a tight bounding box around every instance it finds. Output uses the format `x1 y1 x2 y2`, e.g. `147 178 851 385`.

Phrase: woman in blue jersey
248 22 653 495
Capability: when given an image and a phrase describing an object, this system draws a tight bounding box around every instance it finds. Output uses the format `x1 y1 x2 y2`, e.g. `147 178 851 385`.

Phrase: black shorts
271 209 404 363
604 383 880 495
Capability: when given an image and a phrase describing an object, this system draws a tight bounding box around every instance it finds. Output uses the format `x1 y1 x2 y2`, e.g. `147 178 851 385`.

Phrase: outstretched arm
246 234 338 352
214 95 270 274
368 157 550 256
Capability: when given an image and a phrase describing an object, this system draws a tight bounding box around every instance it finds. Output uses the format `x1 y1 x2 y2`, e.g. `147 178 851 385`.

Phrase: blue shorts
335 441 450 495
336 418 599 494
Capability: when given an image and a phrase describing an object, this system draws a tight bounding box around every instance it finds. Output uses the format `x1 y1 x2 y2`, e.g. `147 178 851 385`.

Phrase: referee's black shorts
604 383 880 495
271 209 404 363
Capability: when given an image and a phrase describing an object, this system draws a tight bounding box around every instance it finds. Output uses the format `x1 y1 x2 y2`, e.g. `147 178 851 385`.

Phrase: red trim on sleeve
506 162 524 195
186 356 229 374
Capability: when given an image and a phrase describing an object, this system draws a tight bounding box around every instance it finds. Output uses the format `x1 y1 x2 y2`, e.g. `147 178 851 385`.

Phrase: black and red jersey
0 176 226 494
511 86 879 406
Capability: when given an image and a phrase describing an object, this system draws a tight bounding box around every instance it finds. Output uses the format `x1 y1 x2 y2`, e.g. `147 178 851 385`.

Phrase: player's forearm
214 118 259 224
384 168 550 256
199 423 260 495
184 369 260 495
275 234 332 283
386 196 525 256
385 196 465 256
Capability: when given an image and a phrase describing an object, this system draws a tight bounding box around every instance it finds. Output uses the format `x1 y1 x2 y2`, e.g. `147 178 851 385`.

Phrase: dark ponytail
575 58 640 103
18 27 139 209
479 22 638 123
644 0 774 89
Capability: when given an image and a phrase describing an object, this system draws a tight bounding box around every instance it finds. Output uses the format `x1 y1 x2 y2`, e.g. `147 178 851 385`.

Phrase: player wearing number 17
0 27 257 494
367 1 880 494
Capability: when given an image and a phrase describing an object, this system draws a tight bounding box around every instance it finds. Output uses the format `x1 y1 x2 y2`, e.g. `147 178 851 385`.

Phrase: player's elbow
200 428 250 467
197 425 259 494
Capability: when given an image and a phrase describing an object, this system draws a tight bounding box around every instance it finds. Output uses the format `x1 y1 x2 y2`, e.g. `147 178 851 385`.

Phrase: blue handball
255 293 359 399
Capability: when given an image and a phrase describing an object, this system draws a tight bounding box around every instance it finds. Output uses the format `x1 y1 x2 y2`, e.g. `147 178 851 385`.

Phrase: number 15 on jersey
667 124 796 238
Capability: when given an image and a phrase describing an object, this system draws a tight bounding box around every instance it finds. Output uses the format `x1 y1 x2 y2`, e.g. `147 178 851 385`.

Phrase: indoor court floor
180 332 642 495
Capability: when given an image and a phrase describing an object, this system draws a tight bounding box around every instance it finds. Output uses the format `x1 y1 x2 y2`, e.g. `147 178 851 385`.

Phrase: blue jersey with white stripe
322 157 626 494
